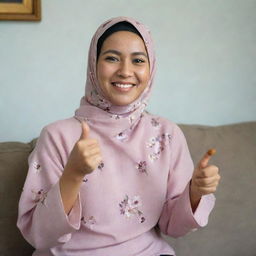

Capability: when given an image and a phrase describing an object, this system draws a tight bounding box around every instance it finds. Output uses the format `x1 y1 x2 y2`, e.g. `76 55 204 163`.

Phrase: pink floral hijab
75 16 156 139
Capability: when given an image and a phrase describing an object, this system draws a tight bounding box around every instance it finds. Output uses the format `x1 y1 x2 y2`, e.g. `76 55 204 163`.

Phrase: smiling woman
0 0 41 21
17 16 219 256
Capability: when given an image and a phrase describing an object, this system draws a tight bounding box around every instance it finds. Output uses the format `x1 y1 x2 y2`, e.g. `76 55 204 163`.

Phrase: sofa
0 121 255 256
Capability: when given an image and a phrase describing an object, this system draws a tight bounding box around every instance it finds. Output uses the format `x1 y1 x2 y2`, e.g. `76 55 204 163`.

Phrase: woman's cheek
138 68 150 85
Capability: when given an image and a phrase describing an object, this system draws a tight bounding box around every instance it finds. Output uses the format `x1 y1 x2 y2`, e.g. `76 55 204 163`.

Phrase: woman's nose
117 61 133 78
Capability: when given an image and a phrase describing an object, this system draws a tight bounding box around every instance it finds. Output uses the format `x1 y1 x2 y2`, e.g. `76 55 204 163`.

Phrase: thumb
80 121 90 140
198 148 216 169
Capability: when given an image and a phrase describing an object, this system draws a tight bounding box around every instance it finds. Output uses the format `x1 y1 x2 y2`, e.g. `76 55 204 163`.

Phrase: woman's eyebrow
102 49 121 56
101 49 148 58
131 52 148 58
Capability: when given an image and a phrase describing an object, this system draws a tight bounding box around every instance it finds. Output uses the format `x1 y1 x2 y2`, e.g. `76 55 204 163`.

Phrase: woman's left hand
190 149 221 211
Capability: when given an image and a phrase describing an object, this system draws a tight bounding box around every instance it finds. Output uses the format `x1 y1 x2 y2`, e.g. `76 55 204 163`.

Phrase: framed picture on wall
0 0 41 21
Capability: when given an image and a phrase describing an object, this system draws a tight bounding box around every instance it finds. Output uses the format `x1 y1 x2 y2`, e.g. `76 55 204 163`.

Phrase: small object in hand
207 148 216 156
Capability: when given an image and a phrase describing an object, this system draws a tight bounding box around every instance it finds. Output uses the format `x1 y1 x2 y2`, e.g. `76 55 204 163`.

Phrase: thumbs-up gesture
190 149 220 205
65 121 102 176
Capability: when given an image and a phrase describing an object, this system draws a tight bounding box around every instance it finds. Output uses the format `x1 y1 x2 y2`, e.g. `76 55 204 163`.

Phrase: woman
17 16 220 256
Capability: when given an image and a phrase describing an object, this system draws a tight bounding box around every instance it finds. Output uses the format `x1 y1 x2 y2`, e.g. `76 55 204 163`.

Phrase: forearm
59 167 84 214
189 182 201 213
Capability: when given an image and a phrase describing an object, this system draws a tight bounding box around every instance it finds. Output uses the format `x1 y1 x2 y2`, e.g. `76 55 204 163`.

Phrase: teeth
114 83 133 88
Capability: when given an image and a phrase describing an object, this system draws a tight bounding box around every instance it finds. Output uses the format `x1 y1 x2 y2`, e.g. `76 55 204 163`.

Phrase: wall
0 0 255 142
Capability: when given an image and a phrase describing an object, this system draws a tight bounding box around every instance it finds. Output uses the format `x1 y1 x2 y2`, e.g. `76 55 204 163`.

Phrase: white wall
0 0 255 142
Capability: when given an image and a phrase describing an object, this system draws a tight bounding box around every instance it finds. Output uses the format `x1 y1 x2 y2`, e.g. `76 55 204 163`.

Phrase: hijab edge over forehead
96 21 143 61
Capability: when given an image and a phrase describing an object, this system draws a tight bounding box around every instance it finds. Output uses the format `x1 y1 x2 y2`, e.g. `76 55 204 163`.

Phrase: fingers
198 148 216 169
191 169 220 198
207 148 216 156
79 121 98 146
82 145 101 158
80 121 90 140
194 172 221 187
66 121 103 176
196 164 219 178
191 148 220 197
191 149 221 198
85 154 103 173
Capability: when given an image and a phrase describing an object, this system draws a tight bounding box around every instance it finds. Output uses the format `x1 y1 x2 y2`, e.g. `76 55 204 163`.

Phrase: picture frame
0 0 41 21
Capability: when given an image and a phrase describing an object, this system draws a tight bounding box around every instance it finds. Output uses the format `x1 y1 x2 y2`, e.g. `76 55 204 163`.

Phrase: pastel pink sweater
17 113 215 256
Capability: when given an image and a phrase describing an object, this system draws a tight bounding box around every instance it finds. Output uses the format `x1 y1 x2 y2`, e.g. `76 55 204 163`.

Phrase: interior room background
0 0 255 142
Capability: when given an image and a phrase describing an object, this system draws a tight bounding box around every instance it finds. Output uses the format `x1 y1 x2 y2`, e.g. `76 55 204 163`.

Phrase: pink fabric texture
17 16 215 256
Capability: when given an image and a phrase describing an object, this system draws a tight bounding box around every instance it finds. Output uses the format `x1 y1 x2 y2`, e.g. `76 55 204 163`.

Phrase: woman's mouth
111 82 136 92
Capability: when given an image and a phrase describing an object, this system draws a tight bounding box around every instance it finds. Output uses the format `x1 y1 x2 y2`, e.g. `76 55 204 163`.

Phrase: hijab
74 16 156 139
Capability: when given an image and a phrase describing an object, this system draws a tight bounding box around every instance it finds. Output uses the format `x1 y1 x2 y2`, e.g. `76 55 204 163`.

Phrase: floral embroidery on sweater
119 195 145 223
116 132 128 141
129 115 135 124
31 189 47 205
110 114 121 120
98 161 104 170
147 133 172 161
151 118 160 128
32 162 41 174
81 216 96 229
136 161 147 175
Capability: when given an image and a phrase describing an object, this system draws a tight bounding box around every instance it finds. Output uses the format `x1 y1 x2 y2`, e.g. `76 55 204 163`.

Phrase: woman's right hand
64 121 102 177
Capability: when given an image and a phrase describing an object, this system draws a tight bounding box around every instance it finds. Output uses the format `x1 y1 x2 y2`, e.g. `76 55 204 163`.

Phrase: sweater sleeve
158 124 215 238
17 126 82 250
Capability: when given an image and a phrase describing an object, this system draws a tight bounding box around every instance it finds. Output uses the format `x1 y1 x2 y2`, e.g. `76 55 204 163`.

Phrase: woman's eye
105 56 119 62
133 58 145 64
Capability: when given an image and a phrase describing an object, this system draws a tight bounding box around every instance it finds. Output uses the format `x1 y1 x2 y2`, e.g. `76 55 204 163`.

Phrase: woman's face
97 31 150 106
